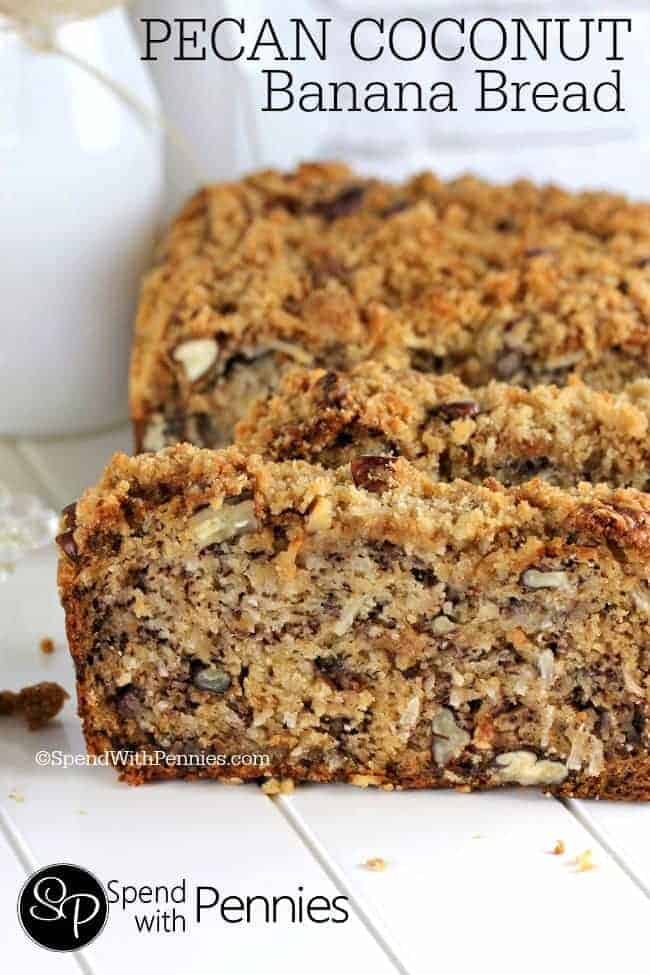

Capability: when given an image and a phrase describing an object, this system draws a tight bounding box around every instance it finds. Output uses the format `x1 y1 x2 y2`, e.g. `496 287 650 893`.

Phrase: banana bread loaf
58 445 650 798
130 163 650 452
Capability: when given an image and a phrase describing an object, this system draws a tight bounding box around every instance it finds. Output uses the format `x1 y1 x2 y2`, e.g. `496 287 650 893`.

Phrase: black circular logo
18 863 108 951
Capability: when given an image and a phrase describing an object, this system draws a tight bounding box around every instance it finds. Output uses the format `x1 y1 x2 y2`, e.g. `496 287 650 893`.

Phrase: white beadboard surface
1 428 649 974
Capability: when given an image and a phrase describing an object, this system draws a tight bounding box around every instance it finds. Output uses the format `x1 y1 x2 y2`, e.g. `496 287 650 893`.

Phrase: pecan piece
381 199 411 218
524 247 554 258
61 501 78 528
56 530 78 561
351 456 395 494
115 686 143 720
312 185 365 222
435 401 480 421
496 350 522 379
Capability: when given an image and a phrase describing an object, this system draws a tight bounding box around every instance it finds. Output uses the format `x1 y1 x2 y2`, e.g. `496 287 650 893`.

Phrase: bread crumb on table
261 777 295 796
362 857 387 872
570 849 597 872
551 839 566 856
39 637 55 655
350 774 384 788
0 682 68 730
8 790 24 803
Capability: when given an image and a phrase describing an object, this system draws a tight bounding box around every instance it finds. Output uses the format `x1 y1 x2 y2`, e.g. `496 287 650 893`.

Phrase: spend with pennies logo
17 863 109 951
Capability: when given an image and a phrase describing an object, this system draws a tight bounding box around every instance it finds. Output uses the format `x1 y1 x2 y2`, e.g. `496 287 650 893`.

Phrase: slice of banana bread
236 363 650 490
130 163 650 452
58 444 650 798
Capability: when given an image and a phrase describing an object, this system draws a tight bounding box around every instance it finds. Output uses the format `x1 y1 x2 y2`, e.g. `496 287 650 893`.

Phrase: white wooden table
2 426 649 974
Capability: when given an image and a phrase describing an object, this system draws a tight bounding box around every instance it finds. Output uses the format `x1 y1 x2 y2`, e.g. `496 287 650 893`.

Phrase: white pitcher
0 8 163 436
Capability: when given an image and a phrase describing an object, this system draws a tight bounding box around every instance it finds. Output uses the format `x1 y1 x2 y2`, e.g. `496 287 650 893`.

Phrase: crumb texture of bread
236 363 650 491
58 445 650 798
130 163 650 451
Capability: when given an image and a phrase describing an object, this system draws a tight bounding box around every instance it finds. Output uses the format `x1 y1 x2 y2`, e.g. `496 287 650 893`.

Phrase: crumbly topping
57 445 650 589
131 163 650 445
236 362 650 490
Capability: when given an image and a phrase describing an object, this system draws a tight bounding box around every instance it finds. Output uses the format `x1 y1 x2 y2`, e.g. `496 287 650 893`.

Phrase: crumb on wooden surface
570 849 596 872
551 839 566 856
0 682 68 729
40 637 55 655
362 857 388 872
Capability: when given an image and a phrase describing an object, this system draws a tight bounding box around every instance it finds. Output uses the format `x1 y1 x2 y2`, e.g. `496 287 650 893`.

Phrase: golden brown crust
130 164 650 450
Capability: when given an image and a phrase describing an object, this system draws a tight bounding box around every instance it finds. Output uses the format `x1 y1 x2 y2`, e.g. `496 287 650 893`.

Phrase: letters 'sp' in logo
18 863 108 951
